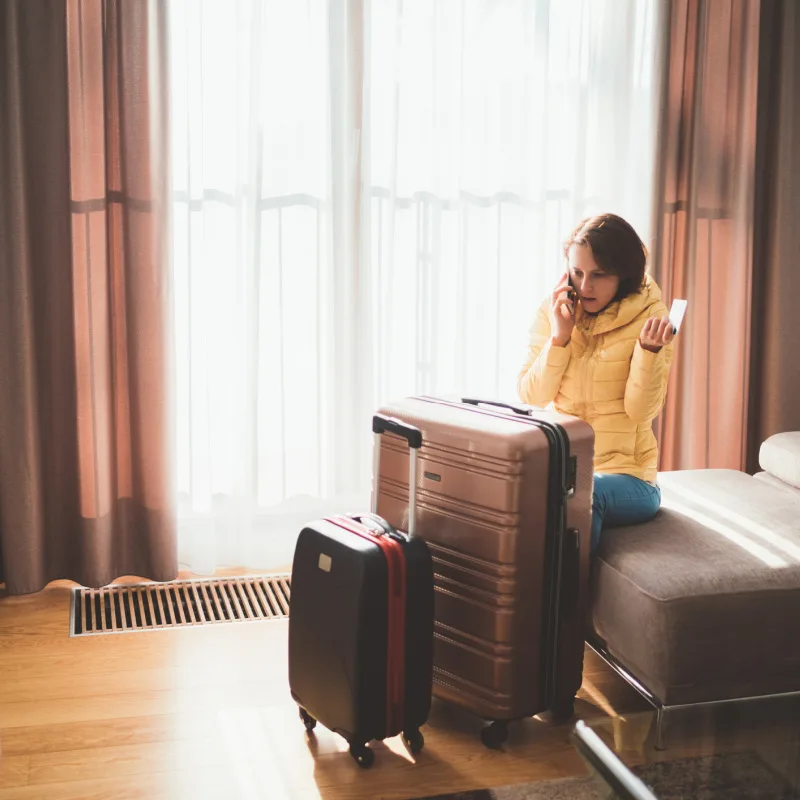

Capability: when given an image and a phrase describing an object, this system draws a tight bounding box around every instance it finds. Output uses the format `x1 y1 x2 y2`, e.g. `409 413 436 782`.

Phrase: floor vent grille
70 575 291 636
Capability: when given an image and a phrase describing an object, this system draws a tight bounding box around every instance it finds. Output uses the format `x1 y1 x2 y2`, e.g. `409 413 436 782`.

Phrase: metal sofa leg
655 706 667 750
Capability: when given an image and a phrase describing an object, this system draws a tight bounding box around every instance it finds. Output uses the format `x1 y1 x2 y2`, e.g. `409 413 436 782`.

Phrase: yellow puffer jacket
517 275 673 484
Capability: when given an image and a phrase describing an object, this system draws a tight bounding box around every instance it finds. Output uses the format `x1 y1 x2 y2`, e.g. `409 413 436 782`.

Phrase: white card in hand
669 299 688 334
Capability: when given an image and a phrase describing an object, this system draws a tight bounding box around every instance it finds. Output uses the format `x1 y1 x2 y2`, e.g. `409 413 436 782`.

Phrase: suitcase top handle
461 397 532 417
372 414 423 449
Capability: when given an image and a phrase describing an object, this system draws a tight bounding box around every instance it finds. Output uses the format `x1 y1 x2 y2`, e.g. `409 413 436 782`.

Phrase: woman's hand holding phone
550 271 576 347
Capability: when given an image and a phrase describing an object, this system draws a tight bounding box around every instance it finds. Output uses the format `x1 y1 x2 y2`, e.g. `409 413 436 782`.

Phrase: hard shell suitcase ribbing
288 414 435 767
373 396 594 746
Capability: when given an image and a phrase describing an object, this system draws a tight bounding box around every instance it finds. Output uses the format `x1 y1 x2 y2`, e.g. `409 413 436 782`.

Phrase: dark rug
409 750 800 800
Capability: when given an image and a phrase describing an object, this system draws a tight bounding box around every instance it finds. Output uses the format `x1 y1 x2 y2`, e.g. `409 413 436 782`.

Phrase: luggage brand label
424 471 441 482
318 553 332 572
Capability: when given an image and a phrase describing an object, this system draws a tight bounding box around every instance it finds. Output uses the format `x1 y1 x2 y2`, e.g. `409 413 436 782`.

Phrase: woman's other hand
639 316 674 353
550 272 575 347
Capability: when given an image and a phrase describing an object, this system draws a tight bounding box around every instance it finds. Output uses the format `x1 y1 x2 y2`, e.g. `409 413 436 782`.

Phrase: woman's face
567 244 620 315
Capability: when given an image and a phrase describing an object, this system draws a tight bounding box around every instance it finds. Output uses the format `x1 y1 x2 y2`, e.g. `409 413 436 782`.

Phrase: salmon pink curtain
0 0 176 595
651 0 760 471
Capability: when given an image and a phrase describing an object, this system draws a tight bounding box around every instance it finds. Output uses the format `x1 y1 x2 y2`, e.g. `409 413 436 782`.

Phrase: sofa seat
591 469 800 707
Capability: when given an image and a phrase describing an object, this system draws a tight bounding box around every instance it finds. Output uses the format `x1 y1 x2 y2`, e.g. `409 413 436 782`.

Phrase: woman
517 213 675 553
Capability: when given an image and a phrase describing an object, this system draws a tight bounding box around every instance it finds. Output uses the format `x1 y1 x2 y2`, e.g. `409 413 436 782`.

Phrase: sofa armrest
759 432 800 489
754 471 800 498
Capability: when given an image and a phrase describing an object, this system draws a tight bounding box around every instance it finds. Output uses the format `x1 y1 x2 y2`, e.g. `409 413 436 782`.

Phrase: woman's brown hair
563 213 648 302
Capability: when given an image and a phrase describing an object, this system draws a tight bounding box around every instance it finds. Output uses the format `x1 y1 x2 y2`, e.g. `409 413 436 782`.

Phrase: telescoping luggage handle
371 414 422 538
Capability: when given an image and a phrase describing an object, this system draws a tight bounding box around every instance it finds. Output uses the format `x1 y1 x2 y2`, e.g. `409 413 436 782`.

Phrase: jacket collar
575 274 663 336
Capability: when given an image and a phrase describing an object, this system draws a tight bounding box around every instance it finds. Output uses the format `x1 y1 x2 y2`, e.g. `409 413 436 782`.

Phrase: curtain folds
0 0 176 595
651 0 760 471
746 0 800 470
6 0 799 589
652 0 800 473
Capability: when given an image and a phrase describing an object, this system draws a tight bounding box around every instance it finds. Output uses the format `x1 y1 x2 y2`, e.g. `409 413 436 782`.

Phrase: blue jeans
591 473 661 553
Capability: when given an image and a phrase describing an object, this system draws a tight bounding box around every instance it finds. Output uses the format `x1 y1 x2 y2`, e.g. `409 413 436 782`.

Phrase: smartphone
669 298 688 334
567 275 578 311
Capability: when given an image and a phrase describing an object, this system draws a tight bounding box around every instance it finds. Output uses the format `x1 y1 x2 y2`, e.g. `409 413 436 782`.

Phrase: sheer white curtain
169 0 661 573
366 0 660 402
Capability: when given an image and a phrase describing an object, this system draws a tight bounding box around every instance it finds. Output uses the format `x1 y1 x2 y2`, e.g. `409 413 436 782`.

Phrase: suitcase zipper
580 314 598 416
326 516 407 736
515 416 570 706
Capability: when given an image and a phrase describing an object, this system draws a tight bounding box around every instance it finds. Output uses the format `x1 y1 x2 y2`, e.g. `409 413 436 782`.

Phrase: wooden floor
1 574 799 800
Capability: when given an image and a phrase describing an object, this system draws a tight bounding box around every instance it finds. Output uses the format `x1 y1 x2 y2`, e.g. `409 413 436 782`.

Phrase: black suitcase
288 414 435 768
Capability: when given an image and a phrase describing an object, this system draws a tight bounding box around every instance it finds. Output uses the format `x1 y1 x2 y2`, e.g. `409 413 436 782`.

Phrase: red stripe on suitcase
326 516 407 736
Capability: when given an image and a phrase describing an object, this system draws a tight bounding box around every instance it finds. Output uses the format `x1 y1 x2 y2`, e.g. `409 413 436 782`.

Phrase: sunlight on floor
589 710 656 755
580 678 620 719
381 735 417 764
581 678 659 754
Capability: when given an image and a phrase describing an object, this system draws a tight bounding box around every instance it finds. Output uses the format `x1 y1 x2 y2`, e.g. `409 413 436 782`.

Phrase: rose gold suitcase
373 396 594 746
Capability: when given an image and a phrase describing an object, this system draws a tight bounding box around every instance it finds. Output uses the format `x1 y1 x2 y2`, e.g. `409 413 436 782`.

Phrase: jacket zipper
581 316 597 415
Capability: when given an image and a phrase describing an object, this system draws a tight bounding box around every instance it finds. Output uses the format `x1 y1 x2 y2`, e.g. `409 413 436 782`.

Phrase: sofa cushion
760 432 800 489
591 469 800 706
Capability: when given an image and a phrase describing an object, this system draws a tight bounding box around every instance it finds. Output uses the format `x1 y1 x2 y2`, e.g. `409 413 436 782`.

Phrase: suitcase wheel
349 742 375 768
480 720 509 749
298 707 317 733
402 728 425 755
550 696 576 724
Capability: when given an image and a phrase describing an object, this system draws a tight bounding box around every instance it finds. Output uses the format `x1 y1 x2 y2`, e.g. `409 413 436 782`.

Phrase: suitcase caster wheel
298 708 317 732
481 721 509 749
403 728 425 754
349 743 374 768
550 697 575 723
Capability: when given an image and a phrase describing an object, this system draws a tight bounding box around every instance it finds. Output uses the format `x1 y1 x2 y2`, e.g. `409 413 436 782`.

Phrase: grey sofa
588 432 800 748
